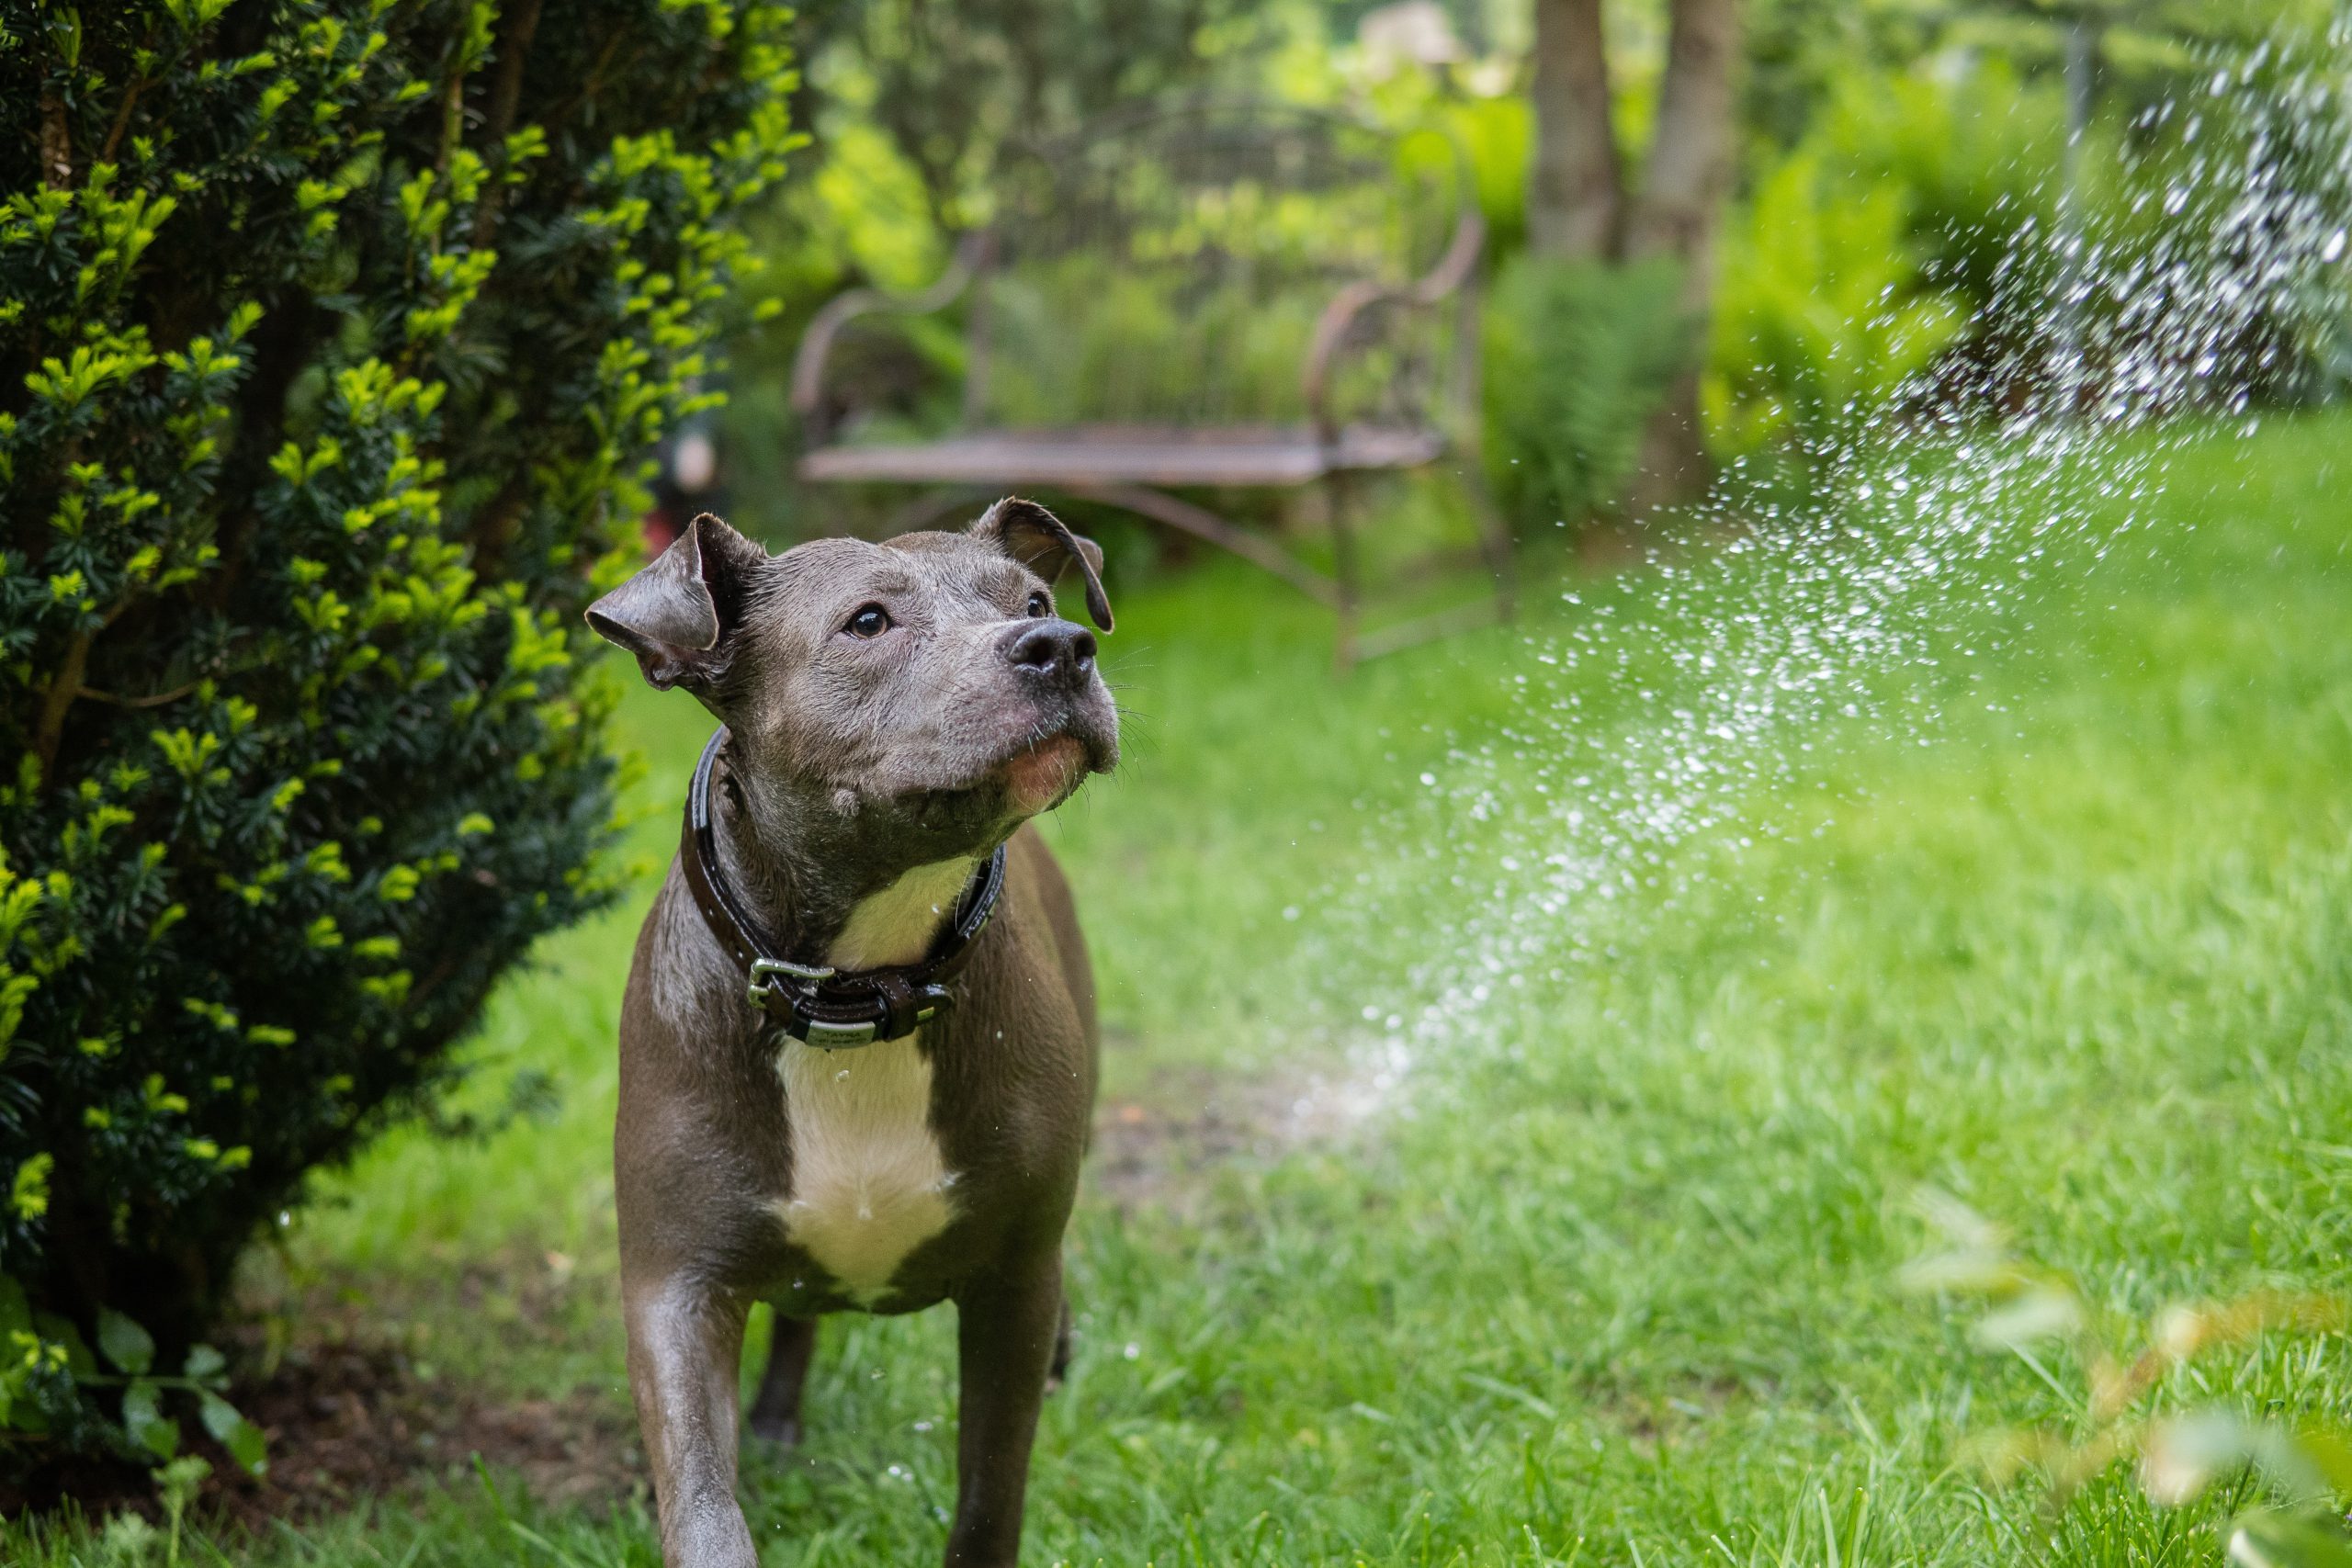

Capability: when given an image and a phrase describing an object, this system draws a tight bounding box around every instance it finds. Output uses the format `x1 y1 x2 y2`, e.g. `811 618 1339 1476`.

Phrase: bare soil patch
209 1333 643 1528
3 1287 642 1534
1090 1052 1385 1214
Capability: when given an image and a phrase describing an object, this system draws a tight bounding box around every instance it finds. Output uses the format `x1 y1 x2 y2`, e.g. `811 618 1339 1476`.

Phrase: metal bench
789 102 1515 665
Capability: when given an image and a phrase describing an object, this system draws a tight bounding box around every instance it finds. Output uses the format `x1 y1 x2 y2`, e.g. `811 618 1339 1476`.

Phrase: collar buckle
748 957 836 1017
748 955 833 995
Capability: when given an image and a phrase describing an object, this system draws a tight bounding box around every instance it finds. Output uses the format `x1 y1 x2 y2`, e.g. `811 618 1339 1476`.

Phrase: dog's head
586 499 1118 874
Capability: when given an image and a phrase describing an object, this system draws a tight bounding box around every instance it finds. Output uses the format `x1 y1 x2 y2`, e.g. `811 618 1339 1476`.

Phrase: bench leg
1323 470 1363 672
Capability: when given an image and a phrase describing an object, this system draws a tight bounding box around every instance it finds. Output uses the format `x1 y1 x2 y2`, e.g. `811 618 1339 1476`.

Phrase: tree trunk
1526 0 1622 261
1625 0 1743 509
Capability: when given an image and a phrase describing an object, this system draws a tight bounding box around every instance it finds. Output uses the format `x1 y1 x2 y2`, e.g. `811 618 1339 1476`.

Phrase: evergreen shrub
0 0 794 1468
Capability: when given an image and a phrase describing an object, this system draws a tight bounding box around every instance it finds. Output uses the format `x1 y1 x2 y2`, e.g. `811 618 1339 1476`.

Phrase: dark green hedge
0 0 794 1467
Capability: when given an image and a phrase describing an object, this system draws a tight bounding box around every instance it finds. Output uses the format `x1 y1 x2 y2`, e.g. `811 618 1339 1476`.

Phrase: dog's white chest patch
768 857 976 1306
772 1034 956 1305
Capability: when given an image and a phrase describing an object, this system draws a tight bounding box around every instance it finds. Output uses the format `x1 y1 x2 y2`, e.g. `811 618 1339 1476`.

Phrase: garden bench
789 102 1514 665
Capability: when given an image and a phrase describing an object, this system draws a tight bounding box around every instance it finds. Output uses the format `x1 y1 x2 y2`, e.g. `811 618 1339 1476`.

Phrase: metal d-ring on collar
680 728 1008 1049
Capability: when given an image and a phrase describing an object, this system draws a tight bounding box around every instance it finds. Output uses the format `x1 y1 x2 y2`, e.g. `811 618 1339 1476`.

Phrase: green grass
16 411 2352 1565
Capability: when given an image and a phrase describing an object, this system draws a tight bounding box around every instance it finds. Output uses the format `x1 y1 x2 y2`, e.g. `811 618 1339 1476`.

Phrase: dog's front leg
627 1280 756 1568
945 1252 1065 1567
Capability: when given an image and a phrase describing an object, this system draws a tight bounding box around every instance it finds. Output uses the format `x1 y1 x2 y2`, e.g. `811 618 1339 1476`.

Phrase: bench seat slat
799 424 1444 490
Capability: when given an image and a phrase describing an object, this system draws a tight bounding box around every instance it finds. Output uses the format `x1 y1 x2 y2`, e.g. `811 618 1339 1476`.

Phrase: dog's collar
680 728 1008 1049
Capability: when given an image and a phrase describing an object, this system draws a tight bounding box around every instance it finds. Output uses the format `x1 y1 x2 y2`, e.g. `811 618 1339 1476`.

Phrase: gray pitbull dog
584 499 1117 1567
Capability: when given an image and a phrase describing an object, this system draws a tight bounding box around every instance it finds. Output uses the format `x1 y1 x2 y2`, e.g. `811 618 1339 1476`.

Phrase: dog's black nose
1005 618 1097 683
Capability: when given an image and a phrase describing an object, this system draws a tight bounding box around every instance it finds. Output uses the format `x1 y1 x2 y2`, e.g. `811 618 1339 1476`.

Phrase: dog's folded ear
971 497 1113 632
585 513 765 693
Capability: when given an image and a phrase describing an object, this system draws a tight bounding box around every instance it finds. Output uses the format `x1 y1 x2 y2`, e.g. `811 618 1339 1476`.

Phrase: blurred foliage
0 0 794 1469
1740 0 2339 159
1708 18 2352 484
949 113 1465 434
715 0 1282 540
1907 1192 2352 1566
715 1 1524 544
1485 254 1691 532
1694 57 2058 490
981 258 1326 429
711 0 2350 540
793 0 1262 230
1704 142 1968 469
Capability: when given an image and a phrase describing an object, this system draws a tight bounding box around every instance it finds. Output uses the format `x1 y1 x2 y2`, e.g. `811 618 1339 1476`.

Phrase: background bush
0 0 793 1468
1702 141 1966 479
1714 30 2352 478
1483 254 1691 534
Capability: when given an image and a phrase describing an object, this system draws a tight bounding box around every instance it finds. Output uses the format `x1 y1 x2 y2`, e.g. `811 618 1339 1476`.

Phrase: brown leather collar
681 728 1008 1049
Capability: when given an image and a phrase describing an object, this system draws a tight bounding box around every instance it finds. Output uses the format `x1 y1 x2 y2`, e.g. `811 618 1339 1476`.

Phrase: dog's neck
828 856 982 968
707 746 974 971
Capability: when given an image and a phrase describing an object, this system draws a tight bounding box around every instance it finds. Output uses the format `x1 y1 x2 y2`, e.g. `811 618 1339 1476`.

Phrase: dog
584 498 1118 1567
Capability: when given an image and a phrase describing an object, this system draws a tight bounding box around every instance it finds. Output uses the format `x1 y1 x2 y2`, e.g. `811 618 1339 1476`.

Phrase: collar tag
802 1018 878 1049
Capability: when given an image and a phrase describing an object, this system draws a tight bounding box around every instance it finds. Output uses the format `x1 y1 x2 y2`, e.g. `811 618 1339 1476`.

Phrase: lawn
17 411 2352 1565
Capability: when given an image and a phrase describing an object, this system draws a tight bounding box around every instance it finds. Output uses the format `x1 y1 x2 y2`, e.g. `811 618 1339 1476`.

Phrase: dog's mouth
903 719 1114 831
978 700 1119 815
997 734 1091 816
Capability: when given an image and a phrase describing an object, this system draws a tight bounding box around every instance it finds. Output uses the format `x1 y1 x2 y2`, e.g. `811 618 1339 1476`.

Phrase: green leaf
121 1380 177 1460
35 1313 95 1378
10 1153 52 1221
0 1382 46 1436
1971 1287 2084 1353
96 1307 154 1375
180 1344 226 1383
0 1273 29 1339
2229 1509 2352 1568
2145 1409 2302 1505
198 1391 266 1476
44 8 81 69
2289 1434 2352 1506
154 1454 211 1514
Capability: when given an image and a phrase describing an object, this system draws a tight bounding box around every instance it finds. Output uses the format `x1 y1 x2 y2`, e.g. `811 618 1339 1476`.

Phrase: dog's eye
844 604 891 638
1024 592 1050 619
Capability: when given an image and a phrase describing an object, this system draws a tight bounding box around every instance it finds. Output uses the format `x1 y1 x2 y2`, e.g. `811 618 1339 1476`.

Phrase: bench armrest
1303 206 1486 443
790 233 989 443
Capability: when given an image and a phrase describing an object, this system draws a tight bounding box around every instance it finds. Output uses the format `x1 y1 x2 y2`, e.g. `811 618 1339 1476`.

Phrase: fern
1484 255 1694 533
